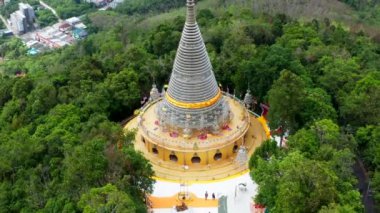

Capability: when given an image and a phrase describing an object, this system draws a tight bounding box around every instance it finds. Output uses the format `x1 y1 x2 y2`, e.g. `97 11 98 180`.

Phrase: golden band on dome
165 89 222 109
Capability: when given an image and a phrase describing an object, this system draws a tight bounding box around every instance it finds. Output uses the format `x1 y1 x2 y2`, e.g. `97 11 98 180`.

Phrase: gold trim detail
165 89 222 109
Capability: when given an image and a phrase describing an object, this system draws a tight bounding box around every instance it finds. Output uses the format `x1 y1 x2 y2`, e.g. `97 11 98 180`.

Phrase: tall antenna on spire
186 0 196 24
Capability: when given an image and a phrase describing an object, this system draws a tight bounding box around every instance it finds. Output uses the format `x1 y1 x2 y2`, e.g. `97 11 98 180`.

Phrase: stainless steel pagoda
156 0 230 136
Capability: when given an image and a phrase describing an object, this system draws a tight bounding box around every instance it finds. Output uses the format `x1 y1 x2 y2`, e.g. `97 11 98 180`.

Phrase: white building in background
109 0 124 8
65 17 81 26
19 3 35 25
9 3 35 35
85 0 107 7
10 11 26 34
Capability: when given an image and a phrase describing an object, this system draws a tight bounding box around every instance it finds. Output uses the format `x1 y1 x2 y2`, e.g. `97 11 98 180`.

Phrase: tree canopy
0 0 379 212
251 120 362 212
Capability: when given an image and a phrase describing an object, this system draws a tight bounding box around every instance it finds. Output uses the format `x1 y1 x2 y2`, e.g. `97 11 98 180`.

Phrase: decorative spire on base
149 84 160 102
243 89 253 109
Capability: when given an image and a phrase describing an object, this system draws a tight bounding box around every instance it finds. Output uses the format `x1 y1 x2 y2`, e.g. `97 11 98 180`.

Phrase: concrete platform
149 172 258 213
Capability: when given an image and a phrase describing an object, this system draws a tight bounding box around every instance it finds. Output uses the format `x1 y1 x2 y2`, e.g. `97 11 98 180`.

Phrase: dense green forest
339 0 380 27
35 9 58 27
116 0 187 15
0 20 5 29
0 0 379 212
42 0 95 19
339 0 380 10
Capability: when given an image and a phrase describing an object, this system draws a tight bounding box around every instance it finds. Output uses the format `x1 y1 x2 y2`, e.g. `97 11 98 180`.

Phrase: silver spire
156 0 229 132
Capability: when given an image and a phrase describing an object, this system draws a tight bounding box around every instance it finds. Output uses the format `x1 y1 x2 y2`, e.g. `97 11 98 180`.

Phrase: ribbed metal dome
166 0 219 103
156 0 230 133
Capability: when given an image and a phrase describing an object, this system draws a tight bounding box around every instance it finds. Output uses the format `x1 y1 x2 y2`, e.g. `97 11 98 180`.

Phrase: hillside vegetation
0 0 379 212
126 0 380 39
116 0 186 15
240 0 380 38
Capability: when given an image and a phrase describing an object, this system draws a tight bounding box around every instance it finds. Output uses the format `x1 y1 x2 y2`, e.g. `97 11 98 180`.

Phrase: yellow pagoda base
124 96 269 182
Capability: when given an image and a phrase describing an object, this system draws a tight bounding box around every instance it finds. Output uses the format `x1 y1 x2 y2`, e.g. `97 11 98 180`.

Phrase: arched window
169 152 178 162
214 150 222 161
233 144 238 153
191 153 201 164
152 146 158 155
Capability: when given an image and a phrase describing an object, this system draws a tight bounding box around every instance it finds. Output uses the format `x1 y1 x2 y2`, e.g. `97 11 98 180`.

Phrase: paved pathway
151 172 257 213
39 0 62 22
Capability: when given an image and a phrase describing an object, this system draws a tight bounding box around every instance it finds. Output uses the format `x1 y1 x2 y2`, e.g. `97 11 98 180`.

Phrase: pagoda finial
186 0 196 24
